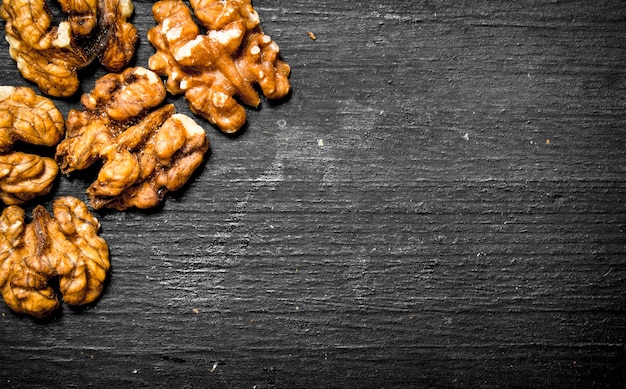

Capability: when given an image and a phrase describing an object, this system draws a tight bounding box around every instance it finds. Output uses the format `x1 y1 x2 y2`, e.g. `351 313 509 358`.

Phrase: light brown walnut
147 0 291 133
0 152 58 205
0 0 137 97
0 86 65 152
0 196 110 318
0 86 64 205
56 67 210 210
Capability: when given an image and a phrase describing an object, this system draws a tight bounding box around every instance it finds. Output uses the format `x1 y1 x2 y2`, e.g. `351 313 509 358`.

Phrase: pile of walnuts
0 0 291 318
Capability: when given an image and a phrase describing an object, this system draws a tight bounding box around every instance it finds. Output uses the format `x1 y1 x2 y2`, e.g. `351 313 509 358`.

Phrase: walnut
56 67 210 210
0 86 64 205
0 196 110 318
0 86 65 152
147 0 291 133
0 0 137 97
0 152 58 205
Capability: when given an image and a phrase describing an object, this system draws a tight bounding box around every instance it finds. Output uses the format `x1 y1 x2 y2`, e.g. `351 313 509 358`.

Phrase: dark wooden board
1 0 625 387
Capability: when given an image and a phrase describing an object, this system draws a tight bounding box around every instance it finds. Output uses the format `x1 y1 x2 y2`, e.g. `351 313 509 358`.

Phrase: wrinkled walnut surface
0 86 64 152
0 0 137 97
0 86 64 205
148 0 291 133
56 67 210 210
0 152 58 205
0 196 110 318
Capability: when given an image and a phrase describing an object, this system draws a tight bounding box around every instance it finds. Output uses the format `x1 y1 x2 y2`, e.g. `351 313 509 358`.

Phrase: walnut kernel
0 196 110 318
0 86 64 205
0 86 64 152
148 0 291 133
0 0 138 97
56 67 210 210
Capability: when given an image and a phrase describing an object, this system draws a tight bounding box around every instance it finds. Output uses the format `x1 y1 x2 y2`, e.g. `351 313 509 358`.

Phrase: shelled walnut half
148 0 291 133
56 67 210 210
0 196 110 318
0 86 64 205
0 0 137 97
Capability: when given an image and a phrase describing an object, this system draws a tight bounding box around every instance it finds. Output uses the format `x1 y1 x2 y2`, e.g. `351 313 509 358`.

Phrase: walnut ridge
0 86 64 205
0 196 110 318
0 0 138 97
148 0 291 133
56 67 210 210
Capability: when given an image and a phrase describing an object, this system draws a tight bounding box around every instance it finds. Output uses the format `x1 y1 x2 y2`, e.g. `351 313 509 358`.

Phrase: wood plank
1 0 625 387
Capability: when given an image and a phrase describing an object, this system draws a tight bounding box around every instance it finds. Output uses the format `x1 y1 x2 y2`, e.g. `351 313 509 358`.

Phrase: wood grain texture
1 0 625 388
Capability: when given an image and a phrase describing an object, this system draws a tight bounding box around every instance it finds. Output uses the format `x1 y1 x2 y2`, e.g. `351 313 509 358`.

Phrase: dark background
1 1 625 388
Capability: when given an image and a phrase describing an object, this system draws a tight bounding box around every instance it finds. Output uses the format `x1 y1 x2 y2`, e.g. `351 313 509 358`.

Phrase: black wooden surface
1 1 625 388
